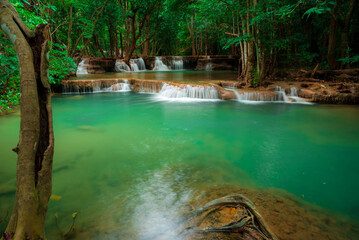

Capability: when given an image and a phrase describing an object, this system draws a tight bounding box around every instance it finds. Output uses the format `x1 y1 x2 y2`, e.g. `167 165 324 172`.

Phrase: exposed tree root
181 194 278 240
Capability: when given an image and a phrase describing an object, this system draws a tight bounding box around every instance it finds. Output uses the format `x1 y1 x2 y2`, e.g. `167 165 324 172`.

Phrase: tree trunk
67 3 73 55
340 0 357 69
328 0 339 70
142 15 150 57
114 28 119 58
188 15 196 56
109 20 116 57
120 32 124 58
0 1 54 239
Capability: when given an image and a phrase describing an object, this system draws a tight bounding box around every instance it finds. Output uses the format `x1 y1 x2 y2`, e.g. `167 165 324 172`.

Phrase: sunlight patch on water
130 168 192 240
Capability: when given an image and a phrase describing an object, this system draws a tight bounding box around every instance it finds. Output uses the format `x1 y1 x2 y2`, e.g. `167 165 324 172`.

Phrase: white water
116 58 146 72
76 60 89 75
232 86 311 104
130 61 140 72
115 61 131 72
290 87 298 97
156 83 219 101
275 86 289 102
136 57 146 71
153 57 170 71
172 57 184 70
62 80 131 94
289 87 308 103
234 91 279 103
205 63 213 71
105 80 131 92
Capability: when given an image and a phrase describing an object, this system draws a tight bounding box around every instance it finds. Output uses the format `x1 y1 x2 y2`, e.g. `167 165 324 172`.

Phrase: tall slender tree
0 0 54 239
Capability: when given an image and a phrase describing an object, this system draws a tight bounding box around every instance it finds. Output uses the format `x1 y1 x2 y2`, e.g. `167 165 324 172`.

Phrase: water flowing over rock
234 91 280 102
153 57 170 71
231 86 307 103
130 60 140 72
62 80 131 94
137 81 164 93
76 59 89 75
105 79 131 92
205 63 213 71
157 83 219 100
172 57 184 70
115 58 146 72
135 57 146 71
115 60 131 72
290 87 298 97
274 86 289 102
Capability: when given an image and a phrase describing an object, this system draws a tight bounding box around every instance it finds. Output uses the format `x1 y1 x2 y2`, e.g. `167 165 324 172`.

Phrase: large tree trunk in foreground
0 0 54 239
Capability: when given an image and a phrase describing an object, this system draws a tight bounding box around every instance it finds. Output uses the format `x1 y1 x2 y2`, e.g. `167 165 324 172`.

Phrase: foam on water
76 59 89 75
172 57 184 70
156 83 220 101
153 57 170 71
105 80 131 92
115 61 131 72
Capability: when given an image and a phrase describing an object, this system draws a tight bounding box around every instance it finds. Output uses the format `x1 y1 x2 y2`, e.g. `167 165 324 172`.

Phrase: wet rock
298 89 315 99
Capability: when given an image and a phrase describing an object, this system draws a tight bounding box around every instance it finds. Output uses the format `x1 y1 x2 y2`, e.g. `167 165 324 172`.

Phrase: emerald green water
1 91 359 238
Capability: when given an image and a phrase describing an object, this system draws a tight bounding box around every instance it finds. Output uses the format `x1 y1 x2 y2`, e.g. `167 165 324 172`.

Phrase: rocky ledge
60 78 359 104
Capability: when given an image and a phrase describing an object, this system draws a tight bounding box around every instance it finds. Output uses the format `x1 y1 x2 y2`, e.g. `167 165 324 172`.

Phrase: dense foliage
1 0 358 112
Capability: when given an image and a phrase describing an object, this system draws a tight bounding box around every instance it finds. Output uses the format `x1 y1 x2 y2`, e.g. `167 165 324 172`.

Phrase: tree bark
0 0 54 239
328 0 339 70
67 3 73 54
142 15 151 57
339 0 357 69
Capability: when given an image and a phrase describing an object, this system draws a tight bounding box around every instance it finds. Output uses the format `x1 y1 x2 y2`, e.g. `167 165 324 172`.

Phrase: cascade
136 57 146 70
62 80 131 94
290 87 298 97
105 79 131 92
231 88 284 102
139 81 164 93
153 57 170 71
130 60 140 72
205 63 213 71
157 83 219 100
274 86 289 102
62 80 101 94
76 59 89 75
234 92 278 102
116 58 146 72
115 60 131 72
172 57 184 70
289 87 306 103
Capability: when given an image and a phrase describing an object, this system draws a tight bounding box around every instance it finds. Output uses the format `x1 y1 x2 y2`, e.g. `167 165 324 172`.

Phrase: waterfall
105 80 131 92
157 83 219 100
115 60 131 72
136 57 146 70
289 87 307 103
290 87 298 97
172 57 184 70
205 63 213 71
233 91 280 102
62 80 131 94
274 86 289 102
62 80 101 94
116 58 146 72
130 60 140 72
153 57 170 71
76 59 89 75
139 81 164 93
